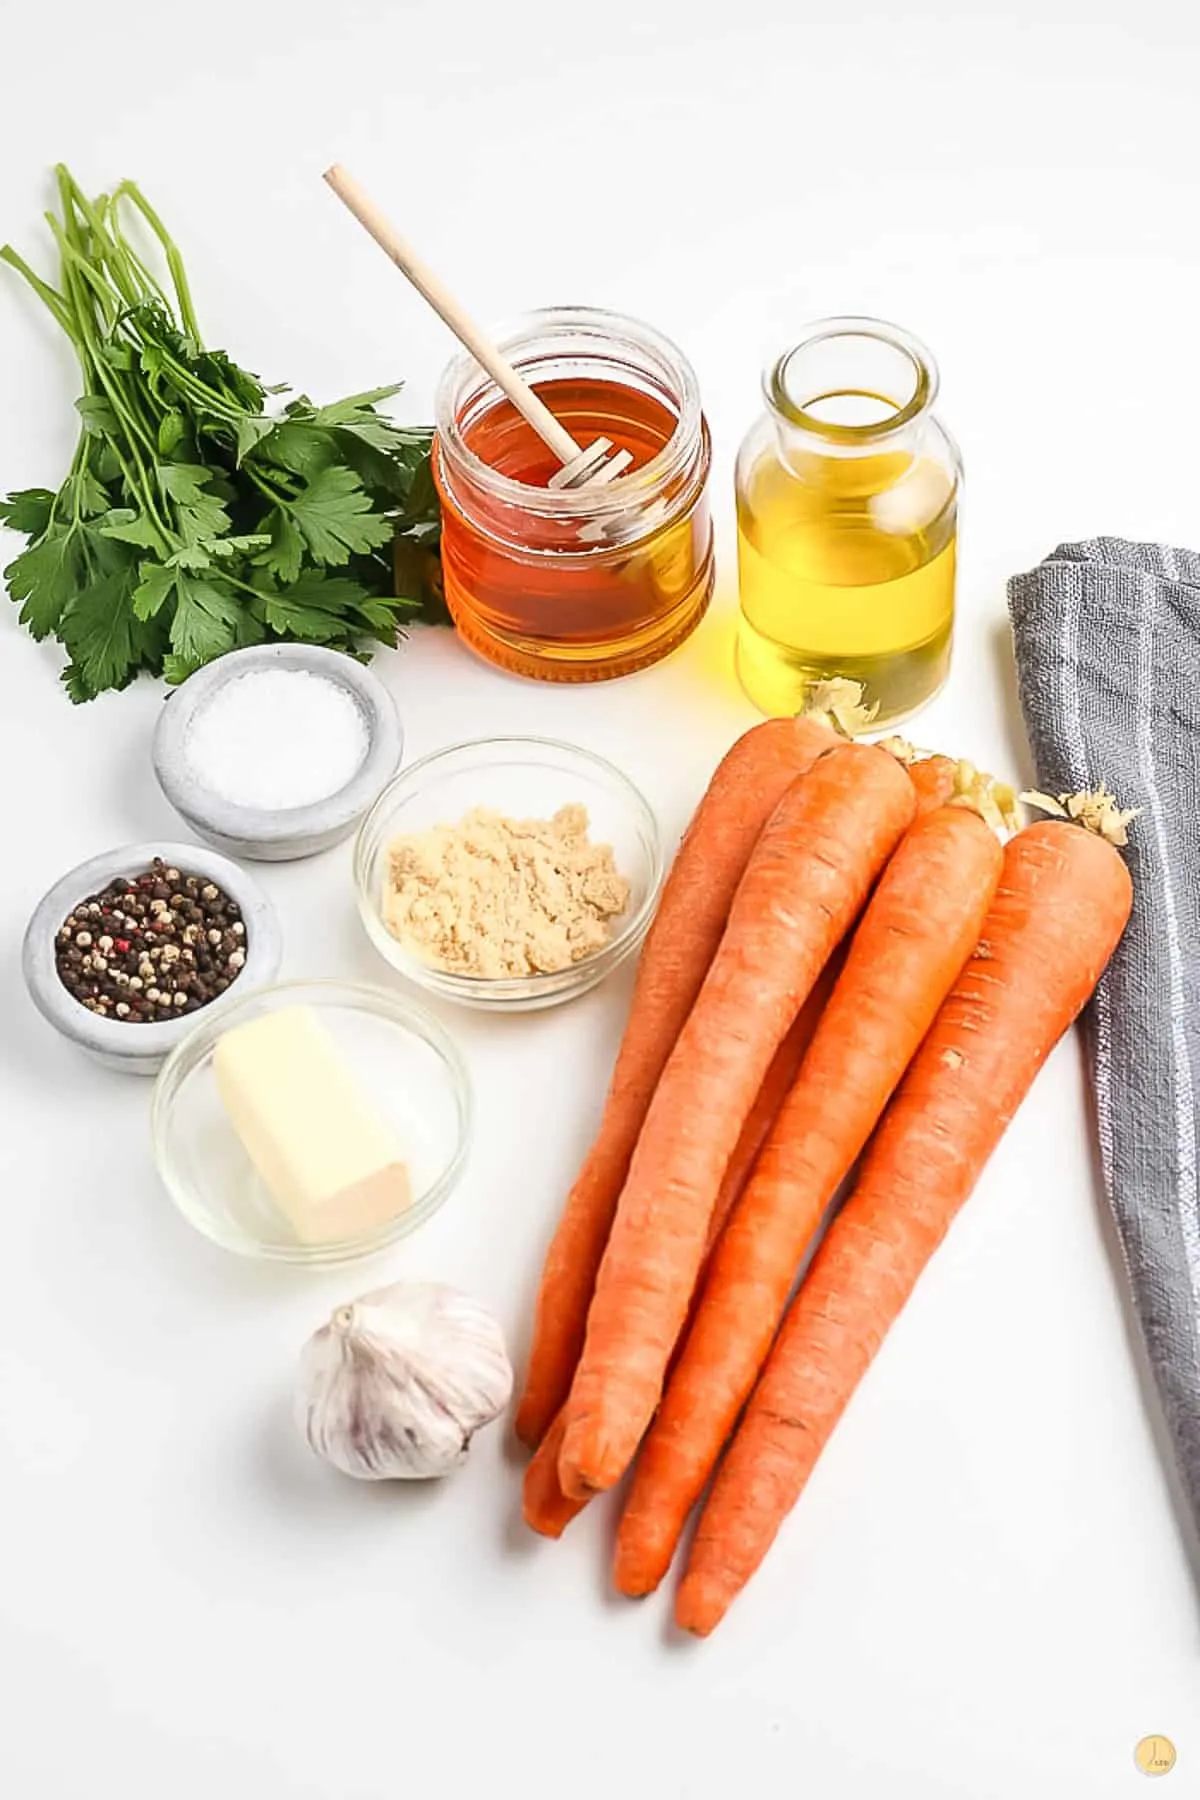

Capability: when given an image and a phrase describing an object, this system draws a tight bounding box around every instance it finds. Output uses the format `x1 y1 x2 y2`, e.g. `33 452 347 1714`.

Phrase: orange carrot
887 740 1021 835
907 753 957 813
518 715 964 1454
677 812 1133 1636
705 969 837 1254
523 979 835 1540
522 1412 578 1538
615 803 1003 1596
558 743 917 1501
879 737 958 816
514 713 843 1449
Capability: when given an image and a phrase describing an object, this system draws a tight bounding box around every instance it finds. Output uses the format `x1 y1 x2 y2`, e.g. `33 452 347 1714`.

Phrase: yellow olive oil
735 433 957 726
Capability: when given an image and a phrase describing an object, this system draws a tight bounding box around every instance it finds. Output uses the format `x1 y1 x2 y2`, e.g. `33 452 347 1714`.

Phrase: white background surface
1 2 1199 1794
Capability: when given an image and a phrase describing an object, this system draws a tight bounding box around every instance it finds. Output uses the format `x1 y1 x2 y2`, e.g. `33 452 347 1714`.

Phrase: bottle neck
765 318 939 471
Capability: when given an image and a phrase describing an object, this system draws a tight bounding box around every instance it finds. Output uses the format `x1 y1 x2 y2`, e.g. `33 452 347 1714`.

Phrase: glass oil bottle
735 318 961 726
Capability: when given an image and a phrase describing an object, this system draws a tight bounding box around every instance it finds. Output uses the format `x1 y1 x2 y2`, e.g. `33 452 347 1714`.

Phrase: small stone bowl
22 842 283 1076
151 645 404 862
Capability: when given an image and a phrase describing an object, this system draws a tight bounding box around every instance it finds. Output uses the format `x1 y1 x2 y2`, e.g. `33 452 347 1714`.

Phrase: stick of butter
214 1005 412 1244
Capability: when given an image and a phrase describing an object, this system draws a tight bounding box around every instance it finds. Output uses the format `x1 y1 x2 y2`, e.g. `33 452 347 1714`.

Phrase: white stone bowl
151 645 403 862
23 842 283 1075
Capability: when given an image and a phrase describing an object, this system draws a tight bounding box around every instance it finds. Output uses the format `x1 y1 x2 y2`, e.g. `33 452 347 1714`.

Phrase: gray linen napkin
1008 538 1200 1538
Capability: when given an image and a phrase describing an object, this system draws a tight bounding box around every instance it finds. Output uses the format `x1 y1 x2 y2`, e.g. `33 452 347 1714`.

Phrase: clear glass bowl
353 737 664 1012
151 979 471 1265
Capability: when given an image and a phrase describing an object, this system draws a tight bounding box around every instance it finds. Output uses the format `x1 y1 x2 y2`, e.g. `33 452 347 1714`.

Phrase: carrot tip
513 1407 544 1452
558 1419 623 1500
612 1558 664 1600
559 1468 601 1504
674 1573 727 1638
523 1508 569 1541
614 1576 657 1599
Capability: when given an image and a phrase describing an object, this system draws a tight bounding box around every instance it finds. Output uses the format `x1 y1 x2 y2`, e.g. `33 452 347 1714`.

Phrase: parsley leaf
0 488 56 535
263 592 356 643
157 464 212 506
162 650 202 687
64 467 112 518
60 662 96 704
310 384 405 423
100 508 169 552
259 569 386 641
234 413 277 465
354 595 406 632
4 524 83 638
283 466 396 566
270 570 375 614
233 605 267 648
157 464 233 544
131 559 177 620
157 411 185 457
308 387 431 455
255 421 338 478
75 394 120 436
253 509 306 585
58 568 140 698
207 533 270 559
170 571 242 665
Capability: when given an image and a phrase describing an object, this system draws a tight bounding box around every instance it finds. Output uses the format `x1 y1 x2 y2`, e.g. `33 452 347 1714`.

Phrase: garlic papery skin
296 1281 513 1481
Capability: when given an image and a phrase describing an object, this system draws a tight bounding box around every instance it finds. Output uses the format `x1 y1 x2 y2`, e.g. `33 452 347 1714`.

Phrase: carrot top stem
1021 786 1138 847
949 760 1021 836
877 734 920 764
881 737 1021 837
799 679 878 739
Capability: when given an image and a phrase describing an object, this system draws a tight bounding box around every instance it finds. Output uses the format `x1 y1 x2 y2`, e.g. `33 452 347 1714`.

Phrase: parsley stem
52 231 160 477
55 169 142 317
55 268 172 540
151 356 244 422
243 463 296 503
92 191 172 315
111 236 172 315
220 569 268 600
50 226 122 332
113 181 201 344
0 244 74 336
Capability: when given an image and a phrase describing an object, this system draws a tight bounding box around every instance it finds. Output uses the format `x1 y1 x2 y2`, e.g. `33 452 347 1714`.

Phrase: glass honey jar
735 317 962 727
432 307 714 681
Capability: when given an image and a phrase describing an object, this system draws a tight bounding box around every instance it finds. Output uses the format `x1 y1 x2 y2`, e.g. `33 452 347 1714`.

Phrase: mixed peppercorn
54 858 247 1025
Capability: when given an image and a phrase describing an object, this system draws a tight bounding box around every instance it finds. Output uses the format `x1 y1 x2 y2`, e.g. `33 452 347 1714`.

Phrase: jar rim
764 316 940 445
434 305 703 518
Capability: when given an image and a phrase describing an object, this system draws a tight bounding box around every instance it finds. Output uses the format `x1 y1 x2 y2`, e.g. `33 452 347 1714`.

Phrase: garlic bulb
296 1281 513 1480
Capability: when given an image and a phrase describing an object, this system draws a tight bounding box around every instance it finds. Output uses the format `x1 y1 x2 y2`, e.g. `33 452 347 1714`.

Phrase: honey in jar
432 308 714 682
735 318 961 727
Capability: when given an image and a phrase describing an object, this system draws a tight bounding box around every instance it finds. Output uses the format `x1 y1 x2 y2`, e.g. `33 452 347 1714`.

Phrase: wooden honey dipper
323 165 634 491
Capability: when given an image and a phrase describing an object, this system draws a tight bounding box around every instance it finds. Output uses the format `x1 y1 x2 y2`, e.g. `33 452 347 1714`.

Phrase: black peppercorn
54 857 250 1025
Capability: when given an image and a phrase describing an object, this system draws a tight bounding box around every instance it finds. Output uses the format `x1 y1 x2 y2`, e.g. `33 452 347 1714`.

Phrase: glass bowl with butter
353 737 664 1013
151 980 470 1264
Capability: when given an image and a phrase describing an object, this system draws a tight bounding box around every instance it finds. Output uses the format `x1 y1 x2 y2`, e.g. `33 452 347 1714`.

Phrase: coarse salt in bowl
152 645 403 862
185 667 370 809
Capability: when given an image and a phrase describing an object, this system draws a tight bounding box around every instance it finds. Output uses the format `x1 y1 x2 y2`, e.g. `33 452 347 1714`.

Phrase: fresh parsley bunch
0 166 444 701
